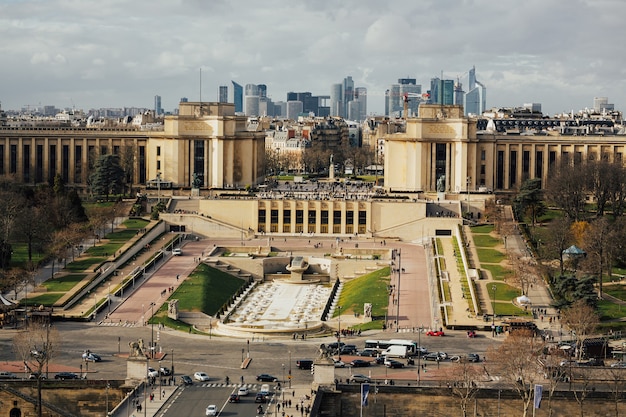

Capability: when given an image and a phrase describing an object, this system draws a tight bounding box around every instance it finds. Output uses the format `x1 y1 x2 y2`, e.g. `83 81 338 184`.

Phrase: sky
1 0 625 116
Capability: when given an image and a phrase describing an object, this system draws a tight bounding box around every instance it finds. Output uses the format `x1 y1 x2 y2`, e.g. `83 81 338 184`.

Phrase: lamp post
171 349 174 379
288 351 292 388
466 176 471 217
417 325 422 386
337 305 342 360
281 363 285 387
157 171 161 203
491 285 497 335
396 248 401 332
159 360 162 400
150 302 155 358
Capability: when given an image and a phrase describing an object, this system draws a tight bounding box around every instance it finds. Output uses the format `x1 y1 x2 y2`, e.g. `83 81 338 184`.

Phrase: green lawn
64 257 106 272
472 234 500 248
336 267 390 320
41 274 87 292
168 263 247 315
494 302 531 317
10 243 47 268
482 264 513 281
20 293 65 306
476 248 507 264
471 225 494 234
597 299 626 321
490 282 521 302
604 285 626 301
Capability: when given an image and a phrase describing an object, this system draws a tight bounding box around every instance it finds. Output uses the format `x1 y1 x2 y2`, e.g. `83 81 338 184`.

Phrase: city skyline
1 0 625 116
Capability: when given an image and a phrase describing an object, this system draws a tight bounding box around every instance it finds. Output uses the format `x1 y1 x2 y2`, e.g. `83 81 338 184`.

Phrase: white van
381 345 408 358
260 384 270 396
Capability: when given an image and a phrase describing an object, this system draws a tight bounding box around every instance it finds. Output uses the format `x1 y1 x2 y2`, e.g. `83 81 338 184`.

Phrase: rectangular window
257 209 266 233
193 140 205 187
23 144 30 183
522 150 530 181
62 144 69 183
48 144 56 181
75 145 82 183
509 150 517 187
481 149 486 161
113 145 120 155
535 151 543 179
156 146 161 156
100 145 108 156
480 165 486 175
496 150 504 189
157 160 161 170
10 144 17 174
283 210 291 225
0 145 4 175
36 144 44 183
138 146 146 184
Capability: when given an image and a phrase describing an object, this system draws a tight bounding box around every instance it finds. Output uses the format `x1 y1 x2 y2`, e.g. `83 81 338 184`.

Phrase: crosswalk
195 382 262 389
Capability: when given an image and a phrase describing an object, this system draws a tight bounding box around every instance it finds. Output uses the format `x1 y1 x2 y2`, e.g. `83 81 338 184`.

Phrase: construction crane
402 92 430 118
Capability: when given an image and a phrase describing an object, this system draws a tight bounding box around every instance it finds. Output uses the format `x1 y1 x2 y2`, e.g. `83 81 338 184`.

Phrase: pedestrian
296 404 299 411
162 389 165 398
289 399 292 407
241 375 244 384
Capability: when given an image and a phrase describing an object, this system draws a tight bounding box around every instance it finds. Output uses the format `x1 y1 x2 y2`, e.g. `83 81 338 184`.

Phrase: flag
361 383 370 407
534 384 543 409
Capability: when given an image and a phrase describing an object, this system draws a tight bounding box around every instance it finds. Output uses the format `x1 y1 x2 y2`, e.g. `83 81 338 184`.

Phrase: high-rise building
354 87 367 121
231 81 243 113
330 83 343 117
218 86 228 103
429 78 455 105
342 76 355 117
387 79 421 117
464 66 486 115
154 95 162 115
594 97 614 113
286 101 304 120
244 84 260 116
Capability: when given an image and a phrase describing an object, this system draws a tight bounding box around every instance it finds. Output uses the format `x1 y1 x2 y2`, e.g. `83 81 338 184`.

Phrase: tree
546 162 586 221
89 154 125 201
445 359 482 417
508 255 537 296
514 178 546 227
581 217 613 298
487 329 545 417
119 145 136 196
14 204 52 262
560 299 599 360
541 217 573 277
13 317 59 417
0 190 23 268
585 160 614 217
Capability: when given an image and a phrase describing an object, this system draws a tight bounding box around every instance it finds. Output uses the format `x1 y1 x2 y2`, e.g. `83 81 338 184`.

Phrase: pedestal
191 187 199 197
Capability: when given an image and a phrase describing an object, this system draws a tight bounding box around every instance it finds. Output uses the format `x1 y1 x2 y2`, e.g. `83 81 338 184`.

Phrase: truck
381 345 408 359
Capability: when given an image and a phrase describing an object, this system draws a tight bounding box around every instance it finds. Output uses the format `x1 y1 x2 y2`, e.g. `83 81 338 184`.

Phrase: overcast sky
1 0 624 116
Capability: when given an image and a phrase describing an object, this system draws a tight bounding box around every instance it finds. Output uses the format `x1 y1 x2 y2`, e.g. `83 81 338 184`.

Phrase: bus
364 339 418 355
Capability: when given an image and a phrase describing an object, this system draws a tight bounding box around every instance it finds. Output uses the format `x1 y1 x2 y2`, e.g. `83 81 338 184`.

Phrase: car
467 330 477 338
159 367 171 376
260 384 271 397
296 359 313 370
424 352 447 361
333 360 346 368
375 356 386 365
611 361 626 368
254 393 266 403
358 349 378 357
180 375 193 385
467 353 480 363
350 374 371 383
54 372 79 380
385 359 405 368
28 372 46 380
238 386 249 396
229 393 240 403
340 345 358 355
256 373 278 382
426 330 445 336
147 367 159 378
82 352 102 362
172 248 183 256
0 371 17 379
205 404 217 416
194 371 210 381
326 342 345 351
350 359 371 367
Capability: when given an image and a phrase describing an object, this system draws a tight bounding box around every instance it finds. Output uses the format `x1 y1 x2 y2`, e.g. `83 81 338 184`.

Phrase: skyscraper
429 78 455 105
218 86 228 103
330 83 343 117
244 84 260 116
354 87 367 121
464 66 486 116
387 79 421 117
342 76 354 117
154 95 162 115
231 81 243 113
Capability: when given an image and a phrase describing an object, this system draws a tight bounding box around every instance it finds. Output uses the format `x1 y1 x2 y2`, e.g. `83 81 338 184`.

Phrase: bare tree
560 299 599 360
581 217 614 298
487 329 545 417
508 255 537 295
541 217 574 276
13 317 59 417
444 359 483 417
546 162 587 221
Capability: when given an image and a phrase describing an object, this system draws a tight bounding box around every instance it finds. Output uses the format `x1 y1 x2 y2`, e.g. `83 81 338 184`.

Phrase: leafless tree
545 161 586 221
13 317 59 417
581 217 615 298
444 359 483 417
606 367 626 417
560 299 599 360
487 329 545 417
508 255 536 295
541 217 574 277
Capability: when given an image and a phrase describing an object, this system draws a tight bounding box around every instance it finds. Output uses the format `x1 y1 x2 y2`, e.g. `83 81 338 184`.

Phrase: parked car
358 349 378 357
350 359 371 368
180 375 193 385
326 342 345 351
54 372 79 380
0 371 17 379
28 372 46 380
333 360 346 368
467 353 480 363
426 330 445 337
424 352 447 361
340 345 358 355
172 248 183 256
385 359 405 368
147 367 159 378
238 386 249 396
467 330 477 338
205 404 217 416
82 352 102 362
229 393 240 403
194 371 210 381
159 367 171 376
256 373 278 382
350 374 371 383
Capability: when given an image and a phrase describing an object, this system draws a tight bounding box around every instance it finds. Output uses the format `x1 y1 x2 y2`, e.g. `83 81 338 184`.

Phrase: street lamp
281 363 285 387
396 249 401 332
491 285 497 335
150 302 155 358
466 176 471 217
288 351 292 388
171 349 174 379
337 305 342 360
